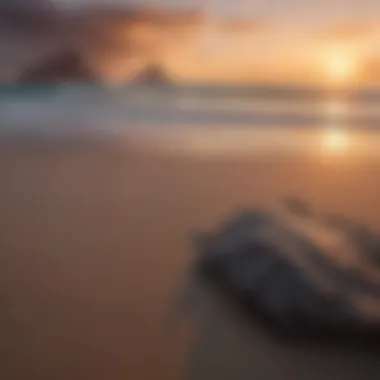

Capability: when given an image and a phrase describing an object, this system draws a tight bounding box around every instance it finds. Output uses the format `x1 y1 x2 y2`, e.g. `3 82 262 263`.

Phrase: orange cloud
218 18 267 34
316 21 376 43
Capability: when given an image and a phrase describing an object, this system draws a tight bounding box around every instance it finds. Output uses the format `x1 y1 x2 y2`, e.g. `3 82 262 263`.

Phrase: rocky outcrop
17 49 96 83
131 63 172 86
197 200 380 338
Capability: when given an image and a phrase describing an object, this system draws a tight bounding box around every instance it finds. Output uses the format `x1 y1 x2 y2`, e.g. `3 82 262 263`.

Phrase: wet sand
0 136 379 380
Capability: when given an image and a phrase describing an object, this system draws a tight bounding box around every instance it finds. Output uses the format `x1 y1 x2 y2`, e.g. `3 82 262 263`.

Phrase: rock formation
17 49 95 83
130 63 172 86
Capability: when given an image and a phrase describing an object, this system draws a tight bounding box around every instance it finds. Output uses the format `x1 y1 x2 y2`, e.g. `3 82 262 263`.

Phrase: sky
4 0 380 85
53 0 379 27
47 1 380 84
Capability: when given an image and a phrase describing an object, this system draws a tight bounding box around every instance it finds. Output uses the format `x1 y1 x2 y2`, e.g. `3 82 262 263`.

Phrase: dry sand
0 136 379 380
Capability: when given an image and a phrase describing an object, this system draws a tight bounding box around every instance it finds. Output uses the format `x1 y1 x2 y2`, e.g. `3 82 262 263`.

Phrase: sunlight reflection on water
0 88 379 159
136 97 379 158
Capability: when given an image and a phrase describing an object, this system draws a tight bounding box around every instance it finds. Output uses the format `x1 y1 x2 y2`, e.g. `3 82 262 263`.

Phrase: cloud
218 18 268 34
316 21 376 43
358 55 380 82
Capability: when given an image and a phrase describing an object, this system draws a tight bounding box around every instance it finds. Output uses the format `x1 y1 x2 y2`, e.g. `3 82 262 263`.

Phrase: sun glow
322 45 358 84
328 57 354 80
321 128 349 154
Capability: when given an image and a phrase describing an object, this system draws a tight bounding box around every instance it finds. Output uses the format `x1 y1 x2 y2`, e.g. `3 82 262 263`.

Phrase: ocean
1 84 380 156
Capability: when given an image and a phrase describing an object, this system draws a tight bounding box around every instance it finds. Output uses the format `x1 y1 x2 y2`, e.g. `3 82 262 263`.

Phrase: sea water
0 84 379 155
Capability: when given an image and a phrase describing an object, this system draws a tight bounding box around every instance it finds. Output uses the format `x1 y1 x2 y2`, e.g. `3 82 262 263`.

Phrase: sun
322 45 358 84
327 56 354 81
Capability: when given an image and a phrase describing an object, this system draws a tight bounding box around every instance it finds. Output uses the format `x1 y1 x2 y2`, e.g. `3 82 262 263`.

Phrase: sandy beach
0 134 379 380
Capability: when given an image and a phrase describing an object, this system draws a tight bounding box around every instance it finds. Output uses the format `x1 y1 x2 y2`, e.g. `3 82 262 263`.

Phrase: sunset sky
54 0 378 26
3 0 380 85
58 0 380 85
160 0 380 86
